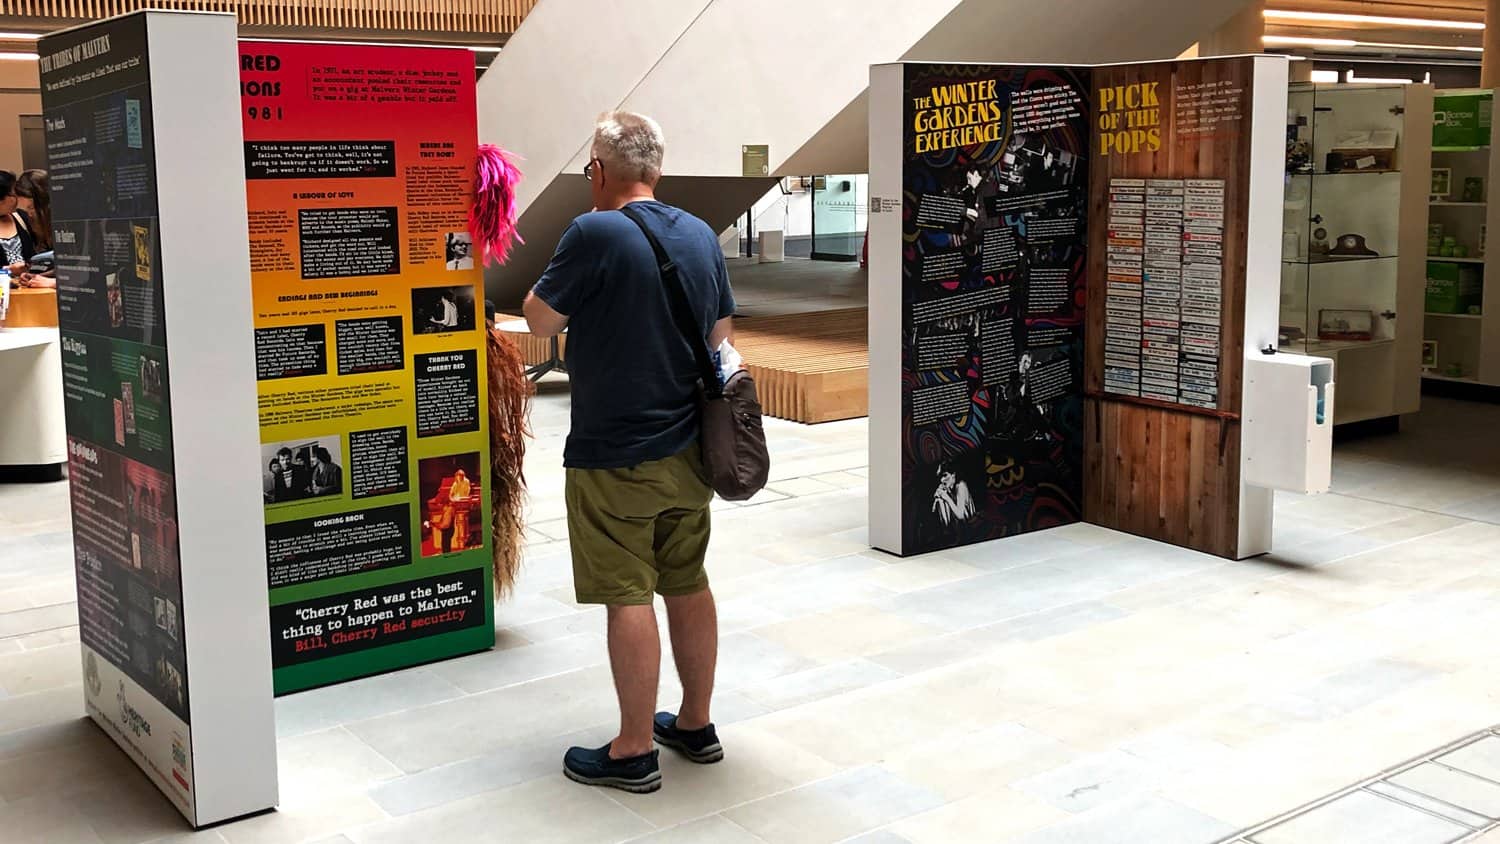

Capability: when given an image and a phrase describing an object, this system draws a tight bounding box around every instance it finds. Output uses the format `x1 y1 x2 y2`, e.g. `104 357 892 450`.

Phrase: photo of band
261 436 344 505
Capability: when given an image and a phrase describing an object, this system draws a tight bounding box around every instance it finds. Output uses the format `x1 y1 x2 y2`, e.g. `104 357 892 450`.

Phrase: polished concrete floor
724 258 866 318
2 392 1499 843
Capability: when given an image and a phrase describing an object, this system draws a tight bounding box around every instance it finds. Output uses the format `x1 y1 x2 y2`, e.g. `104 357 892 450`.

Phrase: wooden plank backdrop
1084 57 1255 558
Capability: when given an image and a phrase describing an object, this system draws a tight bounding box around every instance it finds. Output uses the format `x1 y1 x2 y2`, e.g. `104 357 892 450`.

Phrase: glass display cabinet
1281 82 1433 426
1423 89 1500 388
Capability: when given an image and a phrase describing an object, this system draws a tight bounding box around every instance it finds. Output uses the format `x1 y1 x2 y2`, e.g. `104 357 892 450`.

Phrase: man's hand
523 290 569 338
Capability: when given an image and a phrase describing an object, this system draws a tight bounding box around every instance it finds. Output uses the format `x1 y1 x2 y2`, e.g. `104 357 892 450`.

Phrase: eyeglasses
583 158 599 179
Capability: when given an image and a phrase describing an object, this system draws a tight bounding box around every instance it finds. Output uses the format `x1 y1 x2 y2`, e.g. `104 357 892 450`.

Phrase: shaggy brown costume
487 327 531 596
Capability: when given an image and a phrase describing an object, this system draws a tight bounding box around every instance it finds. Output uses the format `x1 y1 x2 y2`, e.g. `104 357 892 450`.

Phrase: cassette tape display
1103 177 1224 409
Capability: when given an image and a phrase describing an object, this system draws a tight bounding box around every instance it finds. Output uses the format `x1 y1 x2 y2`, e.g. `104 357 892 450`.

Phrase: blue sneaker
653 712 724 764
562 743 661 793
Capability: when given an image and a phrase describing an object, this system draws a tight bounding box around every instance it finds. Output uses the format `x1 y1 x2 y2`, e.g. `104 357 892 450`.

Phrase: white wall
0 61 41 173
749 182 811 237
476 0 713 213
562 0 964 178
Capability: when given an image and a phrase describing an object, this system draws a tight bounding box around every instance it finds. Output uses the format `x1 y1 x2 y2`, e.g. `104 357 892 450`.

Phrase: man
446 234 474 270
524 111 734 794
310 446 342 497
271 447 310 503
429 290 459 331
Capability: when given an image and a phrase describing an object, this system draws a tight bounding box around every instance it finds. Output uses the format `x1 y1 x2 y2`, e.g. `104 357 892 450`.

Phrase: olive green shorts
565 445 713 606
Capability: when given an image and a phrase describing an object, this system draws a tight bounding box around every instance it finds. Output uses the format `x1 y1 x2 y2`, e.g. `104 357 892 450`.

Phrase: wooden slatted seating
734 308 868 424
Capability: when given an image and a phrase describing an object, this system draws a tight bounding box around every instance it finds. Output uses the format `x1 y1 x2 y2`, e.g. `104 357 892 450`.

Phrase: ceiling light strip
1264 35 1481 53
1264 9 1483 31
248 37 500 53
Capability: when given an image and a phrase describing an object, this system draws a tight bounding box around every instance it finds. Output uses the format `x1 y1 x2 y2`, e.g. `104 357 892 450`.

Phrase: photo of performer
412 285 476 334
419 453 482 556
954 163 999 255
445 231 474 270
432 290 459 330
931 461 976 527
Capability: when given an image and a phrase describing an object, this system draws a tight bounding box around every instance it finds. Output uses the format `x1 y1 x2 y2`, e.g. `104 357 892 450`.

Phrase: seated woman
13 171 52 288
0 171 42 288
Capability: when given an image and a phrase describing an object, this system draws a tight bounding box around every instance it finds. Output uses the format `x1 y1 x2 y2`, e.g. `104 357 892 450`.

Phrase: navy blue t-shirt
533 201 735 469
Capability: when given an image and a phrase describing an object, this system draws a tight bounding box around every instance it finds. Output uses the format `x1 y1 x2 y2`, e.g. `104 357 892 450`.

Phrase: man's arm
526 220 588 338
708 316 733 350
524 290 569 338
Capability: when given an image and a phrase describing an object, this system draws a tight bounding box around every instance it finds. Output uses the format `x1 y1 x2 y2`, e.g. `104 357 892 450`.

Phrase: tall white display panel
39 11 278 826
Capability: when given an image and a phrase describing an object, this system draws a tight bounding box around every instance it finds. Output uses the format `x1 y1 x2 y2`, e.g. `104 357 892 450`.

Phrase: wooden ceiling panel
0 0 537 39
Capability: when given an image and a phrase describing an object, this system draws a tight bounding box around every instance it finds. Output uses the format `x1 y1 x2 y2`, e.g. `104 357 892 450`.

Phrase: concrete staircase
477 0 1250 306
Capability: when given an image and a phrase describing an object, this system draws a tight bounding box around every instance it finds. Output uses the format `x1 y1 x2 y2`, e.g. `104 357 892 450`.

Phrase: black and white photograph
930 459 977 528
913 449 985 551
262 435 344 505
412 285 476 334
445 231 474 270
999 133 1081 195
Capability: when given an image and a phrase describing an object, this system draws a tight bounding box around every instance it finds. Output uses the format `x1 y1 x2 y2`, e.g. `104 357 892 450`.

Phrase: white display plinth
0 327 66 468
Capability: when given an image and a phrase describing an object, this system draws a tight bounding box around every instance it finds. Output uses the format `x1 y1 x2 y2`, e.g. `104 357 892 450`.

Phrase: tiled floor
723 258 867 318
1230 727 1500 843
2 390 1500 843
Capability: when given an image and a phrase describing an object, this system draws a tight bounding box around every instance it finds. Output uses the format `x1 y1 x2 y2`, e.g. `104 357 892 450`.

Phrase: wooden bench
734 308 868 424
498 308 871 424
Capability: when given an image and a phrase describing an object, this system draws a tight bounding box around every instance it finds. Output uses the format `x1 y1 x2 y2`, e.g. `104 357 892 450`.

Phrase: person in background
14 170 54 288
14 170 50 251
0 171 37 283
484 299 497 331
524 111 735 794
310 446 342 497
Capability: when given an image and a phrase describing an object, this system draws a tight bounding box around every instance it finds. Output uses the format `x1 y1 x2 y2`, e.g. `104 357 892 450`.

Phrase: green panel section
273 623 494 694
1434 92 1493 149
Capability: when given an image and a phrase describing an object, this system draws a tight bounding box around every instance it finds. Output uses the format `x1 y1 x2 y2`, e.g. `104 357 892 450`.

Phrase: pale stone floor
2 390 1500 843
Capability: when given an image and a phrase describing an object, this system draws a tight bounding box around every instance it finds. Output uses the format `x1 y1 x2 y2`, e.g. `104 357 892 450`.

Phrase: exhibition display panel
39 11 278 827
1281 82 1432 425
869 56 1295 560
239 41 498 695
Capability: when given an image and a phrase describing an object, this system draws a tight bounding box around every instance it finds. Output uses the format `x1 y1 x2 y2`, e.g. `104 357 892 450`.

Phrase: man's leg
563 463 670 789
663 587 717 730
606 603 661 758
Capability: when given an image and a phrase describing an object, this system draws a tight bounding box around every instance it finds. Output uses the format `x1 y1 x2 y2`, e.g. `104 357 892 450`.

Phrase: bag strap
618 203 723 399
